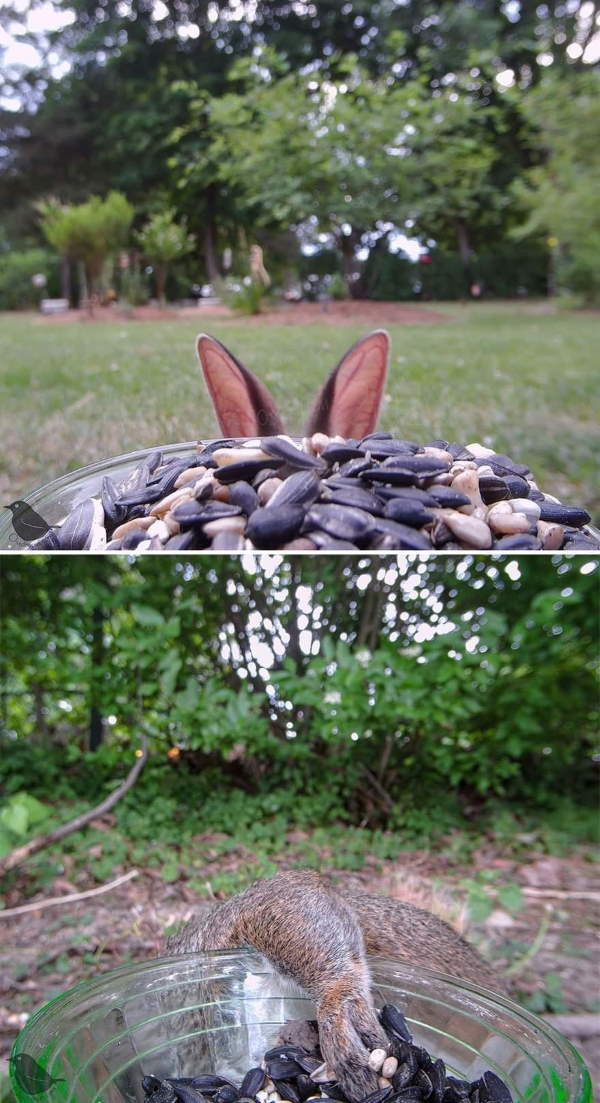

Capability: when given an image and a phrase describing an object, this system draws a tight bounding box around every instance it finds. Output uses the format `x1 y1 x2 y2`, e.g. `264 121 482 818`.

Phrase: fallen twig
522 888 600 902
543 1013 600 1039
0 870 139 917
0 735 148 876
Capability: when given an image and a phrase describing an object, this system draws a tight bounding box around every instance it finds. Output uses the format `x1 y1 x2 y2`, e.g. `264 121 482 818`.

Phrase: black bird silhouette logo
9 1053 66 1094
5 500 53 542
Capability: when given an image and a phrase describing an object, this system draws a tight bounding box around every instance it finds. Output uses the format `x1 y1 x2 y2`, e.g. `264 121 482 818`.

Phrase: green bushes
0 248 58 310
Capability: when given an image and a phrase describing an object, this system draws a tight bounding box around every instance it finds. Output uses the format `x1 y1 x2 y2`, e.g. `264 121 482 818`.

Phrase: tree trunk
204 199 221 285
32 683 49 744
340 233 357 297
89 605 104 751
60 255 71 304
455 219 473 297
156 265 167 307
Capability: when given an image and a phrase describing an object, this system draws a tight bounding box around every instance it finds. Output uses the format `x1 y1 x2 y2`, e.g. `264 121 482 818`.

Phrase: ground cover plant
1 554 599 1093
0 303 599 517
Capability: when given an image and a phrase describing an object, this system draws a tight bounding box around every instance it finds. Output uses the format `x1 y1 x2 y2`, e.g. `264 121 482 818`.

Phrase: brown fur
167 870 503 1101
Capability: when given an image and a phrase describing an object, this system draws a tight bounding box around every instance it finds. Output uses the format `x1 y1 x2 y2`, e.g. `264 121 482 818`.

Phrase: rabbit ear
305 330 390 438
196 334 285 437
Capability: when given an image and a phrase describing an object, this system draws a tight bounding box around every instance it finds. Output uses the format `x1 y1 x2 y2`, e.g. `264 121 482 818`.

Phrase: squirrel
167 870 503 1101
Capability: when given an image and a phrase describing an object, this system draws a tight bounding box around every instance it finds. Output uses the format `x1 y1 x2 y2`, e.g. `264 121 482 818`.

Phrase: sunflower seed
57 498 95 550
247 505 305 548
28 433 599 551
262 437 325 470
305 504 374 543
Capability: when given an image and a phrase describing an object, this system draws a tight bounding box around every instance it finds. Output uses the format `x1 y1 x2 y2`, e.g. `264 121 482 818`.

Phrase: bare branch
0 735 148 877
0 870 139 917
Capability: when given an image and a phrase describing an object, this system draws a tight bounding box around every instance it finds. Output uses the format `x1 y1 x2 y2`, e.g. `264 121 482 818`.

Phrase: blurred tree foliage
1 556 598 843
1 1 599 300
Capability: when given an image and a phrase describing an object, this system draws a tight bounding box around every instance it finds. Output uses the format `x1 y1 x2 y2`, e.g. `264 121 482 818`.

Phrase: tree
194 58 412 294
512 71 600 304
38 191 133 307
136 209 195 305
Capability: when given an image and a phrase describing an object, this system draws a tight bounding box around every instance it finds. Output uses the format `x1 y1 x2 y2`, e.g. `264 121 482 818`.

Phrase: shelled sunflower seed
28 434 600 552
140 1005 513 1103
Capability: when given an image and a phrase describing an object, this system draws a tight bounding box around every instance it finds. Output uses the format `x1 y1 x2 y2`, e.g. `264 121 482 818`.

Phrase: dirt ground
1 847 598 1089
32 300 451 326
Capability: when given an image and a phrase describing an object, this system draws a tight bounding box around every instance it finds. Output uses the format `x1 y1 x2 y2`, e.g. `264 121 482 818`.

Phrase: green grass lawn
1 301 599 517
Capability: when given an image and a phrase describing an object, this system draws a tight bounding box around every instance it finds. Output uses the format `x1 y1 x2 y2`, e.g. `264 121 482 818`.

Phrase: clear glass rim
11 949 591 1093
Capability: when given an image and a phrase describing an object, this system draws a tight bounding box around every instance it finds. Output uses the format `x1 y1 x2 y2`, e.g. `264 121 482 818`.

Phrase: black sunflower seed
273 1080 301 1103
442 1078 471 1103
212 1085 237 1103
371 518 432 549
305 531 358 549
305 503 374 543
503 475 530 498
240 1068 266 1097
165 530 195 550
214 1087 239 1103
394 1090 426 1103
359 431 393 443
261 437 324 470
296 1075 317 1099
375 486 439 506
475 1071 512 1103
143 1079 177 1103
478 476 510 505
383 499 434 527
214 458 284 484
57 498 95 550
266 1059 303 1080
170 1085 209 1103
229 481 259 515
190 1077 236 1093
117 483 164 507
268 470 322 509
361 439 420 457
482 453 530 478
427 486 471 509
101 475 126 528
173 500 241 526
339 457 373 478
380 1005 413 1043
264 1046 309 1062
392 1057 417 1090
324 486 385 514
447 444 474 460
146 449 164 474
423 1059 445 1103
321 443 366 464
360 1088 393 1103
295 1056 323 1075
538 501 590 527
119 527 152 549
247 504 305 548
493 534 542 549
413 1070 433 1099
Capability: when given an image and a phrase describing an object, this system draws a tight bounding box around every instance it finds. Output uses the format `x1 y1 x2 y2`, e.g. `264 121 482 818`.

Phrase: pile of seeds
141 1005 513 1103
29 434 599 552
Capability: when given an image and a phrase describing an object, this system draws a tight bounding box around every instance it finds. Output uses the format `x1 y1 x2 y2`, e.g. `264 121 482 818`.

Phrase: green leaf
131 604 165 628
497 883 524 912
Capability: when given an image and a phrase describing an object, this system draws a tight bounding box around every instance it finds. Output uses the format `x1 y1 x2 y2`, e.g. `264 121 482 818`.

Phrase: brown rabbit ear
305 330 390 438
196 334 285 437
